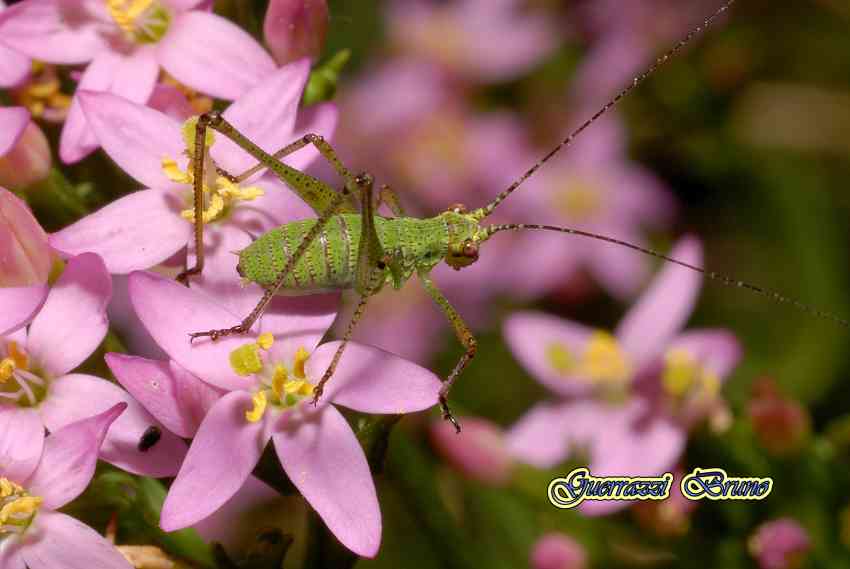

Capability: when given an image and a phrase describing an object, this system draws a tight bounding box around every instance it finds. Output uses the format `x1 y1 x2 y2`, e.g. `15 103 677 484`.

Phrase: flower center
545 331 632 398
661 348 720 404
551 178 603 223
161 72 214 115
12 62 72 122
162 118 265 224
0 341 46 407
0 478 41 535
106 0 171 44
229 334 316 423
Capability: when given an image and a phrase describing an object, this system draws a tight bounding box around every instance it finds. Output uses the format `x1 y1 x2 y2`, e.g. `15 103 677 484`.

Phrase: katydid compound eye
463 241 478 259
236 263 245 278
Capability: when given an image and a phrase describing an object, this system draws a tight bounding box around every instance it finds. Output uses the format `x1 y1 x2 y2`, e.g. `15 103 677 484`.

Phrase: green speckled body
238 213 476 295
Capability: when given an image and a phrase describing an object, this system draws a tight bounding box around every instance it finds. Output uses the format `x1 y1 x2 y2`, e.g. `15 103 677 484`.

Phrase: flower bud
530 533 588 569
748 377 810 456
0 188 50 287
748 518 811 569
0 122 51 191
632 470 696 537
263 0 328 65
429 417 513 486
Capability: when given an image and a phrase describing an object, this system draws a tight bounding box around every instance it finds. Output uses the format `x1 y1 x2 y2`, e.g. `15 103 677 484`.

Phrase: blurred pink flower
748 377 811 456
127 270 441 557
0 185 50 335
0 118 51 191
749 518 811 569
49 61 336 281
504 237 741 515
530 532 588 569
430 416 513 486
0 253 187 477
509 114 676 300
0 1 30 88
0 404 132 569
0 0 277 163
387 0 557 83
264 0 328 65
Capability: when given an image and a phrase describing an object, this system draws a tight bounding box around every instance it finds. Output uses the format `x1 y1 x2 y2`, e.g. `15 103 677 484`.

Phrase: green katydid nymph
176 0 845 432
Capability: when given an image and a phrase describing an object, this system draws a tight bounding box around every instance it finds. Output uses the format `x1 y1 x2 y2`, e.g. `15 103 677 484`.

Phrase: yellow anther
15 64 71 119
245 390 268 423
545 342 575 375
257 333 274 350
271 364 287 400
0 359 14 383
553 179 602 222
579 331 631 385
702 373 721 398
662 349 696 397
161 157 192 184
0 479 23 499
0 496 41 525
293 347 310 380
229 342 263 376
107 0 170 44
7 342 28 371
285 380 314 397
215 177 264 201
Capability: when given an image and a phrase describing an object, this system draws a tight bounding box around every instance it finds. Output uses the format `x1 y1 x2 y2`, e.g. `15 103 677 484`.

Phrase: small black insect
137 425 162 452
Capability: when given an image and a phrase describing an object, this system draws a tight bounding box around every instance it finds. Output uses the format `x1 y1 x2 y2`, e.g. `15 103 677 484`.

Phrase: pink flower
0 112 51 191
387 0 557 83
504 237 741 515
264 0 329 65
429 416 513 486
127 270 442 557
0 185 50 335
0 253 187 478
0 1 30 89
530 533 588 569
0 403 133 569
49 61 336 282
0 0 277 162
749 518 811 569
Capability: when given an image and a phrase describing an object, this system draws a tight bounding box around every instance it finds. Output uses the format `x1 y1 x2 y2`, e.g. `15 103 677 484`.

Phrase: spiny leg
178 112 358 284
377 184 405 217
419 272 477 433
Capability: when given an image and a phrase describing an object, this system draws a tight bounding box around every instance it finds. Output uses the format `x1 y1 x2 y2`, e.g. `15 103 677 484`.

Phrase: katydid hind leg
419 272 477 434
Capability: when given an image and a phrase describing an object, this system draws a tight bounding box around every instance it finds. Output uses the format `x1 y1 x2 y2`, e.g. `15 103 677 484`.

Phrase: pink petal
49 189 190 274
21 510 131 569
158 11 275 100
615 236 703 370
0 540 25 569
40 374 187 477
284 102 339 172
307 341 440 413
228 174 317 235
0 406 43 483
503 312 597 398
0 284 47 336
0 106 29 156
214 59 310 174
160 391 270 531
587 234 650 300
27 402 126 509
0 0 107 64
77 90 185 189
506 401 597 469
668 329 742 380
106 353 221 438
274 405 381 557
0 43 31 88
26 253 110 376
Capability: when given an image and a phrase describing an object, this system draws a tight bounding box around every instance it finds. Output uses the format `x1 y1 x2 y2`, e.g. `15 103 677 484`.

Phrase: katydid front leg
419 272 477 433
176 110 357 285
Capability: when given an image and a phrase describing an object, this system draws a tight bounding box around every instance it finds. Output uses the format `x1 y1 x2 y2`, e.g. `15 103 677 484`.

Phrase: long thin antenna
485 223 849 328
479 0 737 218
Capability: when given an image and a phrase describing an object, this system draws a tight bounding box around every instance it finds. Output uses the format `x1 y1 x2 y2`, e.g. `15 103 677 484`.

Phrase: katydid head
440 205 485 271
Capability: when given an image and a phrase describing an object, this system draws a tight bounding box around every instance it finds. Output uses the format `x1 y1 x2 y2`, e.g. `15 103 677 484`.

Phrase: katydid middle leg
419 272 477 433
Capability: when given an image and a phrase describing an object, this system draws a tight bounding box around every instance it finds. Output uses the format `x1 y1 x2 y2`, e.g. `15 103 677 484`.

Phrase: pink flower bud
748 518 811 569
748 377 810 456
263 0 329 64
530 533 588 569
429 417 513 486
0 187 50 287
0 122 51 190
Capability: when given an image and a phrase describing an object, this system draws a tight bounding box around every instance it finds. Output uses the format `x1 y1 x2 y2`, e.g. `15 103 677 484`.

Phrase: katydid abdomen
238 213 451 295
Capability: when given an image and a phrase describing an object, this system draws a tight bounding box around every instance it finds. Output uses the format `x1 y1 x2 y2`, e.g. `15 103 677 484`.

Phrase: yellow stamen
229 343 263 377
0 479 23 498
580 331 630 385
7 342 28 371
14 64 72 120
0 359 14 383
0 496 41 525
553 178 603 222
245 390 268 423
271 364 287 400
257 333 274 350
107 0 171 44
661 349 721 401
545 342 575 375
293 347 310 380
161 157 192 184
